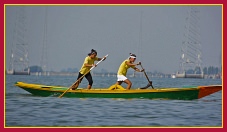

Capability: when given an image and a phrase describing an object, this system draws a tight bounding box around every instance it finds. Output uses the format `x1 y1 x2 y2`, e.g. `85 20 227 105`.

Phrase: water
5 75 222 127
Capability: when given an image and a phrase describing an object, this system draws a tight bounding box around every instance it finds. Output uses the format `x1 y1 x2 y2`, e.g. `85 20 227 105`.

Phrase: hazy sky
5 5 222 73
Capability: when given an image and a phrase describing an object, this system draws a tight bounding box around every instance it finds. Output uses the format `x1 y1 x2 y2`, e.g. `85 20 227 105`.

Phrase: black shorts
77 72 93 86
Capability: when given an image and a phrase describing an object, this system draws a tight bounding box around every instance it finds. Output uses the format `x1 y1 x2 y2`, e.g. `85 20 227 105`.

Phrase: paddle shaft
58 54 108 98
140 64 154 89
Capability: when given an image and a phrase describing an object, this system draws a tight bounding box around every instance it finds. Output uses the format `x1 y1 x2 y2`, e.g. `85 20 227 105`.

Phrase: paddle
58 54 109 98
139 63 154 89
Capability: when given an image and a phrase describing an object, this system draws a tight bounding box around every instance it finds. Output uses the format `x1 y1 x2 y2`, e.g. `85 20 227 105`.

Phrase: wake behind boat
15 82 222 100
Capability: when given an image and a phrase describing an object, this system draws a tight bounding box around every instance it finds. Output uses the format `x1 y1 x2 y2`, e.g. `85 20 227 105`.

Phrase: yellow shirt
117 59 135 76
80 56 98 74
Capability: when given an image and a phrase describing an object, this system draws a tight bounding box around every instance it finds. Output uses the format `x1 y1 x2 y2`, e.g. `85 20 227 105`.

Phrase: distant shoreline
21 72 221 79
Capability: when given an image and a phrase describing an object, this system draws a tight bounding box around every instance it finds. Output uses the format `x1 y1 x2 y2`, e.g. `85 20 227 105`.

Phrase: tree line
185 66 221 75
26 65 221 75
203 66 221 75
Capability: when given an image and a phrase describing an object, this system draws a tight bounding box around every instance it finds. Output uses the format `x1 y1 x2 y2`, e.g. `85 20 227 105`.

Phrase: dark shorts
77 72 93 86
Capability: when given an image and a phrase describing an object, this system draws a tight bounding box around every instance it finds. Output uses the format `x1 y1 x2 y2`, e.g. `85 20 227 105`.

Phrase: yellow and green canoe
15 82 222 100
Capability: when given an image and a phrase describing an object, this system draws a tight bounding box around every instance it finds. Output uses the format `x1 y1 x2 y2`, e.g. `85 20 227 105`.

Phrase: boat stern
198 85 222 99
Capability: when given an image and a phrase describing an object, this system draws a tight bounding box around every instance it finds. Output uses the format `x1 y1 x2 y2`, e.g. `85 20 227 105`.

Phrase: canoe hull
14 82 222 100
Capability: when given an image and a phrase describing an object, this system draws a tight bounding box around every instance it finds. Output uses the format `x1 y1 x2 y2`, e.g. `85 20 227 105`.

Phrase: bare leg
87 85 92 90
71 81 80 90
116 81 123 85
124 79 132 90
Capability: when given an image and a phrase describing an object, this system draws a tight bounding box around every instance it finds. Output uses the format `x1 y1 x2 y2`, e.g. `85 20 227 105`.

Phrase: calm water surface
5 75 222 127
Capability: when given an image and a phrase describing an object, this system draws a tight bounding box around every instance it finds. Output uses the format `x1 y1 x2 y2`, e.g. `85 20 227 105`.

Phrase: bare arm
126 61 144 72
84 63 94 67
125 61 138 67
133 67 144 72
98 56 106 61
84 56 105 67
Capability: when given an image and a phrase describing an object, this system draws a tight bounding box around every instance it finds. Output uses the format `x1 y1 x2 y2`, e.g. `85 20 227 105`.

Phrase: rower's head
129 53 136 62
88 49 97 58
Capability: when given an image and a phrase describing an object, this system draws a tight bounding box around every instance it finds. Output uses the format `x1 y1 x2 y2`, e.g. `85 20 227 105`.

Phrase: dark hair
129 53 136 57
88 49 97 56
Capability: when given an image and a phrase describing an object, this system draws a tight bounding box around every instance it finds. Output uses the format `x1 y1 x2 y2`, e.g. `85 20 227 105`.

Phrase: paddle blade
139 81 153 89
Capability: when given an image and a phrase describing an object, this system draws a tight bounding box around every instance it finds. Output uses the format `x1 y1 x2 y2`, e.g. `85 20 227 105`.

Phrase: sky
5 5 222 74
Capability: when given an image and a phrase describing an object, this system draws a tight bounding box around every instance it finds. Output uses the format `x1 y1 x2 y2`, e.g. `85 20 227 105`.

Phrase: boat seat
108 85 125 90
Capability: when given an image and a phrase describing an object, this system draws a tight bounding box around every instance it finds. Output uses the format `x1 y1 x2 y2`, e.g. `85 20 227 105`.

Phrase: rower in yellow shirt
115 53 144 90
72 49 106 90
